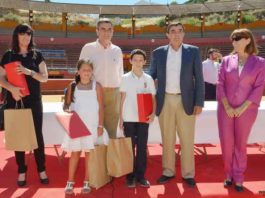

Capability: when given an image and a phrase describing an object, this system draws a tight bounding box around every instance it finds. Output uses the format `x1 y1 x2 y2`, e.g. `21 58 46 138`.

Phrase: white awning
0 0 264 15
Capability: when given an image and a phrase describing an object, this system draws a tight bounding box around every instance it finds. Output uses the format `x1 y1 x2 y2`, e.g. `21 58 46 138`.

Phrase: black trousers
123 122 149 181
205 82 216 101
14 101 46 173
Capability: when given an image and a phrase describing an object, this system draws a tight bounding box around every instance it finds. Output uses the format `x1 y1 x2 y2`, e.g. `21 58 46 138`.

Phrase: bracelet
30 70 36 77
98 125 103 128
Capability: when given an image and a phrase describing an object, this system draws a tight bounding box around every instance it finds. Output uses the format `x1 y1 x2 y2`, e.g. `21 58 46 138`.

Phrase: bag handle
15 100 24 109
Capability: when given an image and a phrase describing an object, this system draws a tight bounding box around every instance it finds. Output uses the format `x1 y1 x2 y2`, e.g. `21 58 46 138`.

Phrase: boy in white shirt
119 49 156 188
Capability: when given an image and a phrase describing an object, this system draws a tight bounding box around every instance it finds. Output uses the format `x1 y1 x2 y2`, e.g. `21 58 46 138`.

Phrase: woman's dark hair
63 59 93 110
12 23 35 53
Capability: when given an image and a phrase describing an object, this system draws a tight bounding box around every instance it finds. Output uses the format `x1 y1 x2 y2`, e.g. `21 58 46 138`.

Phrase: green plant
76 20 90 26
3 12 21 23
185 17 201 26
157 18 166 27
242 14 257 24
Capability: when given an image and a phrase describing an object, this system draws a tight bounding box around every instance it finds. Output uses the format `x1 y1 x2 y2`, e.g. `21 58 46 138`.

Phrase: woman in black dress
0 23 49 187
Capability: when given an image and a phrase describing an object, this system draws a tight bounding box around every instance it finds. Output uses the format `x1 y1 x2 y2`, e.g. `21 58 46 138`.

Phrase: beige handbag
4 101 38 151
89 145 111 189
107 137 133 177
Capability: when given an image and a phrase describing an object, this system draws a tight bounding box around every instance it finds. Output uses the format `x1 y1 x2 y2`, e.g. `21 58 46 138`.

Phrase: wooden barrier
41 79 73 95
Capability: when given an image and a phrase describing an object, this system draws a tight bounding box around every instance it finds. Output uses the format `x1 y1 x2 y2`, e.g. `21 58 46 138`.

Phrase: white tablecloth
43 101 265 145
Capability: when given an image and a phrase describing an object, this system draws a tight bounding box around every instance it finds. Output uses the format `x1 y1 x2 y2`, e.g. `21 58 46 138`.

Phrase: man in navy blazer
150 22 204 186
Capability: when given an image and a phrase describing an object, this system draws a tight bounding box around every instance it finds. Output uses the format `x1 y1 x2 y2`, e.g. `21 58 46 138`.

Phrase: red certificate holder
56 111 91 139
5 61 30 96
137 93 153 122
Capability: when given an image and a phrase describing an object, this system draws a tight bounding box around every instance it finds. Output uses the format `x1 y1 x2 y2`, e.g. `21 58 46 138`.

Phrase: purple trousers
217 103 258 183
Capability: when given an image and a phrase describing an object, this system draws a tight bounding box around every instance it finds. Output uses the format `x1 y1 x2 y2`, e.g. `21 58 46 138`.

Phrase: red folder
4 61 30 96
56 111 91 139
137 93 153 122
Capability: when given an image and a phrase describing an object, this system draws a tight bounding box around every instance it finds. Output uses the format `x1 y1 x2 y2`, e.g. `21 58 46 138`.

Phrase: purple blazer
217 54 265 107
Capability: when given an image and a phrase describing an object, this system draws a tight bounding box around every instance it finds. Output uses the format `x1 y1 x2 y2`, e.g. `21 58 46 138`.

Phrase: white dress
61 80 109 152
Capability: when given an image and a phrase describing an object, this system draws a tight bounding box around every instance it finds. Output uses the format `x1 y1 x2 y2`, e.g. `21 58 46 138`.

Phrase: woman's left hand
16 64 31 75
97 127 103 137
234 102 250 117
234 106 246 117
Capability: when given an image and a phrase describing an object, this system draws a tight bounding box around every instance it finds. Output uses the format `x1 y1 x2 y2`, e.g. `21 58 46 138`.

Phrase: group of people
0 18 265 195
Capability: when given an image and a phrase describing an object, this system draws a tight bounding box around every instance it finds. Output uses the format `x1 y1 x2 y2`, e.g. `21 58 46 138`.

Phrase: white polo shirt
202 58 220 85
120 71 156 122
79 39 124 88
166 45 182 94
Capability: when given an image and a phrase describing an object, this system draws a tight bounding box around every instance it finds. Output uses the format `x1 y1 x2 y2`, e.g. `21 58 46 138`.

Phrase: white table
43 101 265 145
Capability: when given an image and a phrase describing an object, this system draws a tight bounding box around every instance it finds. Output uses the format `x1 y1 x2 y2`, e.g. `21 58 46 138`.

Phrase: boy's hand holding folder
137 93 153 123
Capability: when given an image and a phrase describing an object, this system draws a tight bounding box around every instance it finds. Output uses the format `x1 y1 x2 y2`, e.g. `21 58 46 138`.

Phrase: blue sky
33 0 188 5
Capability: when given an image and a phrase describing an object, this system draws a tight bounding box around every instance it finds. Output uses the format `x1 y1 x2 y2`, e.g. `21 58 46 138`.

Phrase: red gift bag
137 93 153 122
56 111 91 139
5 61 30 96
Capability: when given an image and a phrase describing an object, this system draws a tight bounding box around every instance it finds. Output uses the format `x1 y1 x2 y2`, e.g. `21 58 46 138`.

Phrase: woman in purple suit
217 28 265 192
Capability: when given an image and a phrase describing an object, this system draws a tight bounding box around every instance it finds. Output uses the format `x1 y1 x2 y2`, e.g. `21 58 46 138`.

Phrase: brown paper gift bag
107 137 133 177
89 145 111 189
4 108 38 151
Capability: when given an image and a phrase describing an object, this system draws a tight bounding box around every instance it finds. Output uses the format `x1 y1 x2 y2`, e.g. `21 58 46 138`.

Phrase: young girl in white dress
61 59 109 195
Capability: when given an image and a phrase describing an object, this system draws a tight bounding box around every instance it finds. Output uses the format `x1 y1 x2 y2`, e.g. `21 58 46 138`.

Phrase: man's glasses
19 31 32 36
231 36 247 42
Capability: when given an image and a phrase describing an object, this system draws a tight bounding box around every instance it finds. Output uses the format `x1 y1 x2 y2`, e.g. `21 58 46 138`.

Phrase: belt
205 82 216 85
103 87 118 91
166 92 181 95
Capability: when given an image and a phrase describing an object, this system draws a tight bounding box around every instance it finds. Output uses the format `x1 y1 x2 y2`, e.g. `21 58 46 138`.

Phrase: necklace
79 81 91 86
19 52 27 58
238 59 245 68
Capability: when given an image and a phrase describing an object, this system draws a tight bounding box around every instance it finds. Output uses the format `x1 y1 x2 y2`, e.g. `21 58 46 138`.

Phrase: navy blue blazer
149 44 205 116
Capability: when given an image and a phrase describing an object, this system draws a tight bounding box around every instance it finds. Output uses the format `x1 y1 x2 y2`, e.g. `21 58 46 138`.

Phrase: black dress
0 50 46 173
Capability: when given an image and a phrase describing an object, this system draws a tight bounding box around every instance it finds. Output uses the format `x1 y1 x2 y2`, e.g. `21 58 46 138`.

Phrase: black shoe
137 179 150 188
17 173 26 187
39 171 49 184
40 177 49 184
224 179 233 187
235 185 244 192
126 178 136 188
157 175 175 184
182 177 196 187
17 180 26 187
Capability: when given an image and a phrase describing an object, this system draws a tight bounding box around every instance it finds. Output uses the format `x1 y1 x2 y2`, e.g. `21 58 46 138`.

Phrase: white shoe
81 181 91 194
64 181 74 195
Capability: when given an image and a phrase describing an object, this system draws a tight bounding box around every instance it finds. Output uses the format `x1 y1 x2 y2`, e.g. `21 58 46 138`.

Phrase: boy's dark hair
130 49 147 60
63 59 93 111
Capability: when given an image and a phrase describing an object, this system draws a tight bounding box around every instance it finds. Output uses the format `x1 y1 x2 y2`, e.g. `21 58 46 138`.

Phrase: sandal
64 181 74 195
81 181 91 194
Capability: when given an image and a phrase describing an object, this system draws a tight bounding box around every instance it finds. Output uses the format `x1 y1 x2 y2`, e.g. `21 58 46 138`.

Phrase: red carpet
0 132 265 198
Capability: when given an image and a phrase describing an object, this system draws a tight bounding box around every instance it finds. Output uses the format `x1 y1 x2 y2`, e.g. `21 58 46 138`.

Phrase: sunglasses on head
19 31 32 36
231 35 247 41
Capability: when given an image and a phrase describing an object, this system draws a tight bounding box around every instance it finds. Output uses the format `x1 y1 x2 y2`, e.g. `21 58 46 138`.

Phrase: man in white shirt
202 48 222 100
79 18 124 138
